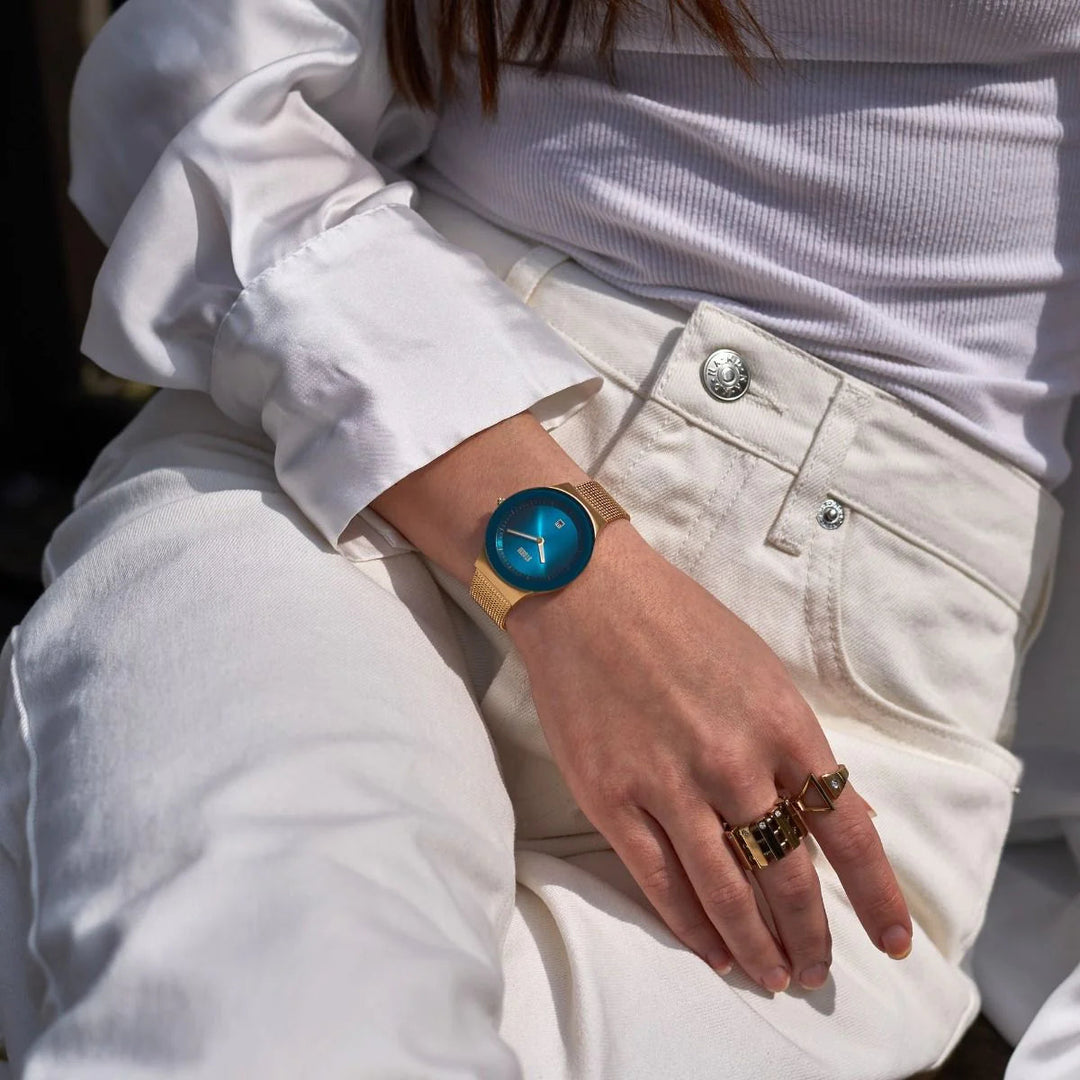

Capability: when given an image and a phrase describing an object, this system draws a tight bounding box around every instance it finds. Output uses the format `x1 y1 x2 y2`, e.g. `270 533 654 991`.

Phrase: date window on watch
554 518 566 529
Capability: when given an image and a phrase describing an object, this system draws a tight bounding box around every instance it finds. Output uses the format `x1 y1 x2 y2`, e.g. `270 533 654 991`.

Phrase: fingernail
882 925 912 959
763 966 791 993
708 950 733 976
798 962 830 990
865 802 878 819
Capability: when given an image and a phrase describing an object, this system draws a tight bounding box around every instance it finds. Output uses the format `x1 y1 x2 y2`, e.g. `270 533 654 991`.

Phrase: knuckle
688 748 738 793
703 875 756 919
769 862 819 910
758 684 808 732
695 743 738 780
668 912 716 946
639 758 690 804
638 859 678 902
633 862 715 947
864 879 906 923
829 820 879 864
778 690 814 729
593 770 640 809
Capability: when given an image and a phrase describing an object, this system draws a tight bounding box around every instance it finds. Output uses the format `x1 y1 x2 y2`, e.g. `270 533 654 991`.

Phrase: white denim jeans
971 385 1080 1078
0 186 1065 1078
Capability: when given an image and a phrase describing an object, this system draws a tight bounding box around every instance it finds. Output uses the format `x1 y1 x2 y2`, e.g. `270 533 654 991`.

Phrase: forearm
369 409 591 587
367 408 641 629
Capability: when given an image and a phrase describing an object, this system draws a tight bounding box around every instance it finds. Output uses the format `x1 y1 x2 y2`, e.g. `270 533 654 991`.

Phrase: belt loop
766 377 875 557
504 243 573 305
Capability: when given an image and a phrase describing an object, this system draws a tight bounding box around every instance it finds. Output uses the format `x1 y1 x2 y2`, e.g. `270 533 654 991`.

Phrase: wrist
504 517 651 644
369 410 592 587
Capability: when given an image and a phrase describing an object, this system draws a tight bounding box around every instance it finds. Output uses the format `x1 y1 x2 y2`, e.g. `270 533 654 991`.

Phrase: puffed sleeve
69 0 604 556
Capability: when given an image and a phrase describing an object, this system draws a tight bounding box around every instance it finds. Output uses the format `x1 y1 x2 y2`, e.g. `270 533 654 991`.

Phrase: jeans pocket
804 501 1029 752
802 506 1034 958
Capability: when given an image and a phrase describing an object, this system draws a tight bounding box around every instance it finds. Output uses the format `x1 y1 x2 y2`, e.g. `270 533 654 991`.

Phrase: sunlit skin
370 408 912 997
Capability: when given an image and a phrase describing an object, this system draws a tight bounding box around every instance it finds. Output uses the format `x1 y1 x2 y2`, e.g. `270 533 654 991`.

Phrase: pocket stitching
807 515 1022 785
594 402 755 576
835 496 1023 621
827 514 1010 730
675 451 754 576
597 406 685 500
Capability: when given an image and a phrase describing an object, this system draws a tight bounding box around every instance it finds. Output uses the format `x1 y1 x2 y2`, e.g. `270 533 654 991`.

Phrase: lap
12 389 513 839
0 385 1001 1078
0 389 519 1076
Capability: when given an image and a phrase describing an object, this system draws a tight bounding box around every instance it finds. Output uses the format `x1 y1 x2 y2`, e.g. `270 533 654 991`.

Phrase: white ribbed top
404 0 1080 490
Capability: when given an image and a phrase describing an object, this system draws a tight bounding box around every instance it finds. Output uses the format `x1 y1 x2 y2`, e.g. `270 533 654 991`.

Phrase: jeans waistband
415 187 1064 629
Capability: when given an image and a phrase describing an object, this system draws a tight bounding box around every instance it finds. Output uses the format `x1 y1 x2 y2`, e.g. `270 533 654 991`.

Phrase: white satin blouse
69 0 605 561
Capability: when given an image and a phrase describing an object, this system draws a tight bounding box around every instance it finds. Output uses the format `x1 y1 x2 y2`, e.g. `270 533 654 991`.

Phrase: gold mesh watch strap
470 564 515 631
570 478 631 526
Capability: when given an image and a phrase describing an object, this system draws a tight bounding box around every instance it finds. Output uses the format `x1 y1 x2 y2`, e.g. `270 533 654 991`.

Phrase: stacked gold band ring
722 765 850 872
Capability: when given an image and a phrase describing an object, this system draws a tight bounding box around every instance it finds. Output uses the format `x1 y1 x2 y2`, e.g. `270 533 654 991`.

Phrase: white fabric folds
69 0 603 553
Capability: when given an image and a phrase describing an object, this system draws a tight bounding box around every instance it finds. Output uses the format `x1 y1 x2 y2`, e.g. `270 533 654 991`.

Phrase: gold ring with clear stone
722 765 850 872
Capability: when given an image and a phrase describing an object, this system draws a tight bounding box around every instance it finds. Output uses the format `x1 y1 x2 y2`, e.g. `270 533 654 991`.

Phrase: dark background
1 0 150 642
0 2 1015 1074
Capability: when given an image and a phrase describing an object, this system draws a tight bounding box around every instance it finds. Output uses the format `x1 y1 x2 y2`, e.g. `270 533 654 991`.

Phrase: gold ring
722 765 849 872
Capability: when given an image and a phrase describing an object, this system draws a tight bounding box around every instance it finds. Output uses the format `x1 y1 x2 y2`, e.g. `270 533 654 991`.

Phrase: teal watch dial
485 487 596 592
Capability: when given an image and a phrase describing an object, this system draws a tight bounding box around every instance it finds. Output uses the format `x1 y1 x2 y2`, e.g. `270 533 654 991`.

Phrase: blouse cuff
210 200 604 559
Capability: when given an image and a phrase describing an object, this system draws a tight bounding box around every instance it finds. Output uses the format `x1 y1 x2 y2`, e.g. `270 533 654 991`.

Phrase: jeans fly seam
679 452 751 575
693 303 1049 501
601 409 685 501
669 449 738 568
765 381 872 557
804 526 819 681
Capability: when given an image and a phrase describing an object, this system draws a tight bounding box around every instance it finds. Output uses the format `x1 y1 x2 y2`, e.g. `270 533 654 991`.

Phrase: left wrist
369 409 592 588
503 516 646 642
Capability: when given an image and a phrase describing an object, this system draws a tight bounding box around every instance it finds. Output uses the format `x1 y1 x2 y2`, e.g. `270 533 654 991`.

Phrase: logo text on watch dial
485 487 595 592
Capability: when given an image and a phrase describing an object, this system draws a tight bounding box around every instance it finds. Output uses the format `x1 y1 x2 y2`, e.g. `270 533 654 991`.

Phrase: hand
505 522 912 994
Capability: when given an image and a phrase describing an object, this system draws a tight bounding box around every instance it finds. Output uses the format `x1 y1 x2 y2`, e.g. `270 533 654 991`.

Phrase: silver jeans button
700 349 750 401
817 499 845 529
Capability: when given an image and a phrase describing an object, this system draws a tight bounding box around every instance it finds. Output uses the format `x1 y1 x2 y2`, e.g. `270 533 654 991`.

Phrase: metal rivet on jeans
700 349 750 402
817 499 845 529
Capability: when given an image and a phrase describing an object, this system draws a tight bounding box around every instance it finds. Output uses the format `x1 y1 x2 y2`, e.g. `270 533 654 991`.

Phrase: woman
0 0 1072 1075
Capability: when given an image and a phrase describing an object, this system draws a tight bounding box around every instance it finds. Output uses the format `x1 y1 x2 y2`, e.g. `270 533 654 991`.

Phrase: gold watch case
469 479 630 630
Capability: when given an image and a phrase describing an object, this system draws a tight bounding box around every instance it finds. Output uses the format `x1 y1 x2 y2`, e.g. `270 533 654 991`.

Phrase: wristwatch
470 479 631 630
